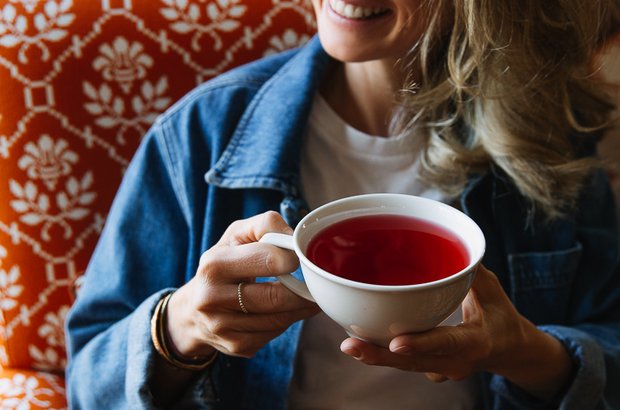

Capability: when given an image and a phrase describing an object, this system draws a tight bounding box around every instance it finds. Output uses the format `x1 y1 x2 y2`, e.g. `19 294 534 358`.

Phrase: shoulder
139 47 303 163
158 48 302 128
145 36 327 152
128 46 312 204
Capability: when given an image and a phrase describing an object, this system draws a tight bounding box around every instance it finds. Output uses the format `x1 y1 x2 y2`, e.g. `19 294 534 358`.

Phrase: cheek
398 15 425 47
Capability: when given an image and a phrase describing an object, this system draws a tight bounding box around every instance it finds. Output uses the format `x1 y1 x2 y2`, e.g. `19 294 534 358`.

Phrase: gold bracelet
150 292 218 371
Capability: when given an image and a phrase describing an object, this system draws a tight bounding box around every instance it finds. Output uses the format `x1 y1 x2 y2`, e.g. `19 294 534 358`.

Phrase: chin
318 32 384 63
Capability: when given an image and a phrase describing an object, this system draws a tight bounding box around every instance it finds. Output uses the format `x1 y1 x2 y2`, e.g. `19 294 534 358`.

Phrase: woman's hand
340 265 574 400
166 211 320 359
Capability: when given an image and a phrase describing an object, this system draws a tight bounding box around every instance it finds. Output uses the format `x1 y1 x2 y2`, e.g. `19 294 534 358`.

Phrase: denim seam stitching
156 121 192 226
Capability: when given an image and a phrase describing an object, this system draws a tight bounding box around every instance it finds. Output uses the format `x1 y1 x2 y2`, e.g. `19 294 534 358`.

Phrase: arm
66 127 318 408
149 212 319 406
65 129 193 408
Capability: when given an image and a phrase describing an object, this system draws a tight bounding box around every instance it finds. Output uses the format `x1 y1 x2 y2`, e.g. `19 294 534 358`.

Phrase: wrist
151 291 217 371
166 282 217 359
497 318 574 400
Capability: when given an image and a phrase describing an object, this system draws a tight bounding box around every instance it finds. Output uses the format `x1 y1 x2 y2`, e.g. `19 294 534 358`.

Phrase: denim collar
205 36 331 197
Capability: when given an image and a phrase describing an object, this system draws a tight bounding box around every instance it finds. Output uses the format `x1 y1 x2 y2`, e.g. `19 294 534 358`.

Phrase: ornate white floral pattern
9 0 39 14
263 29 310 56
92 37 154 94
17 135 78 191
83 78 171 144
0 263 22 312
9 172 97 241
0 373 56 408
160 0 247 51
0 0 75 63
28 345 66 372
37 306 68 348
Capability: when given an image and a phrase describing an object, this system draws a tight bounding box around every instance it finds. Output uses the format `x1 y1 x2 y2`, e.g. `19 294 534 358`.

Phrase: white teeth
344 4 354 17
328 0 387 19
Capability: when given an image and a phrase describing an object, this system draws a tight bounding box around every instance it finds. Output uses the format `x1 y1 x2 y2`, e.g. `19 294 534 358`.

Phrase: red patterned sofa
0 1 315 407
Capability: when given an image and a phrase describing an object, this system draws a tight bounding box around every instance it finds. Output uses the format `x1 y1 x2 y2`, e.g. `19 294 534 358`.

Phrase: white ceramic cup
260 193 486 347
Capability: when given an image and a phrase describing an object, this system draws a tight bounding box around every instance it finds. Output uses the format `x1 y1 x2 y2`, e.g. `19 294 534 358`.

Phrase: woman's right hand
165 211 319 359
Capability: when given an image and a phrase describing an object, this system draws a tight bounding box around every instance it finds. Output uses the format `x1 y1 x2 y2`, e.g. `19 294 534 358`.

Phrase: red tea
306 214 469 286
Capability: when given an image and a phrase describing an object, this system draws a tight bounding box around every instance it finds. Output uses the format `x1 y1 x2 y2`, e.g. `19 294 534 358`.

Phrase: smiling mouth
328 0 390 20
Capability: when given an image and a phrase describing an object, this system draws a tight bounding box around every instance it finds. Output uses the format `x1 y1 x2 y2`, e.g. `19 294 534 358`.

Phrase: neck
320 59 405 137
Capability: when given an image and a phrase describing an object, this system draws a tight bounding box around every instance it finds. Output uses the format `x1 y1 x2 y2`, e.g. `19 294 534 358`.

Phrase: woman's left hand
340 265 574 400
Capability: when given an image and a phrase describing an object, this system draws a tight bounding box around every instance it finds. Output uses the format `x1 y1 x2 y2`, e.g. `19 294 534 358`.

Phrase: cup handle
259 232 315 302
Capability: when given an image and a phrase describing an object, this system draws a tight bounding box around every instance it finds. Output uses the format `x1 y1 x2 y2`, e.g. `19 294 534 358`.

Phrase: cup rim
293 193 486 292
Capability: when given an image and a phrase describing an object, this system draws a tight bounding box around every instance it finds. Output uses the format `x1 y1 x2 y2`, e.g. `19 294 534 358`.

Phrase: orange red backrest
0 0 316 372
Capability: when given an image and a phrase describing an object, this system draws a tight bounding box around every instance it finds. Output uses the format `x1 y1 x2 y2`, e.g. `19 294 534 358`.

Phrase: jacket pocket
507 243 582 324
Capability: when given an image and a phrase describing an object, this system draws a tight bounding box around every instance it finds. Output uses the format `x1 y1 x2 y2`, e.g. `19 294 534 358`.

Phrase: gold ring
237 282 249 314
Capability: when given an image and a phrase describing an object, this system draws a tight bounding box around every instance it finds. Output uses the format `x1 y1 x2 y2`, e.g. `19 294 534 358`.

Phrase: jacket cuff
126 289 222 408
125 289 174 407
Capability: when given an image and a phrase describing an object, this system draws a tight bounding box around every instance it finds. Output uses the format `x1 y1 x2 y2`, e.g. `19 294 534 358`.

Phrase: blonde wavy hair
395 0 619 219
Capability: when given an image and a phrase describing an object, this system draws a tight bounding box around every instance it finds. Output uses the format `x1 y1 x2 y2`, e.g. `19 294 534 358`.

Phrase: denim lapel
205 36 331 197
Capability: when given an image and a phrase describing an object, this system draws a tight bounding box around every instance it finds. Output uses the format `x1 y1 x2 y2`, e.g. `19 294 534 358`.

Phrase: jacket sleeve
488 169 620 409
65 125 213 409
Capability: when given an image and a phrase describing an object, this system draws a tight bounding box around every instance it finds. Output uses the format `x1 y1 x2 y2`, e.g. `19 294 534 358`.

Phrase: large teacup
260 193 485 347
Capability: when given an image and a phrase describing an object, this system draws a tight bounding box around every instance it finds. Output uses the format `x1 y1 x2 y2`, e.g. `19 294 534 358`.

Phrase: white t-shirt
287 94 479 409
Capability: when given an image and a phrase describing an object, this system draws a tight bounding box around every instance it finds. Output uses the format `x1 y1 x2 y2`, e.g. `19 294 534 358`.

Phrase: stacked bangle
150 292 218 371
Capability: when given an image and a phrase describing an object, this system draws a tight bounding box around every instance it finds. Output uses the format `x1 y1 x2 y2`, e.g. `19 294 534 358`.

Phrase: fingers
176 279 319 359
335 266 523 383
219 211 292 246
425 373 448 383
207 308 320 335
198 211 299 283
236 281 317 313
176 212 307 359
201 281 317 314
199 241 299 281
340 338 471 380
210 330 284 358
389 325 479 356
200 307 320 358
470 264 507 305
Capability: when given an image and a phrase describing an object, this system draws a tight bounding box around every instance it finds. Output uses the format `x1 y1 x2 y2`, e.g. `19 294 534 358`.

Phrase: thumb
464 264 518 323
461 264 502 322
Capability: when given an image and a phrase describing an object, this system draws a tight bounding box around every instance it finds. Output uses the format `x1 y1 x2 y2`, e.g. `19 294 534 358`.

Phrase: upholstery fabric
0 368 65 410
0 0 315 407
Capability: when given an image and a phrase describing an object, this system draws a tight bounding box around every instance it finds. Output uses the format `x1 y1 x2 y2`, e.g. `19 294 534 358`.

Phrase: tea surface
306 214 468 285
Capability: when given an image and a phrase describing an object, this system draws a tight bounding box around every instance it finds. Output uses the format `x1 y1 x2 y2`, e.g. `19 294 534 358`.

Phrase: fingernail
390 345 412 355
342 347 362 359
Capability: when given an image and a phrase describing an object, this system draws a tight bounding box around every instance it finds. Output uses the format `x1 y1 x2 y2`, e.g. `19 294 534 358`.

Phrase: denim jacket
66 37 620 410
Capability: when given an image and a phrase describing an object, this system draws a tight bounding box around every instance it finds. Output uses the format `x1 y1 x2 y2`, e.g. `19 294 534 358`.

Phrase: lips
328 0 390 20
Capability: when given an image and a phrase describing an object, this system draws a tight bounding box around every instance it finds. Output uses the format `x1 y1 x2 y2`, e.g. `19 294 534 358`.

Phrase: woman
66 0 620 408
